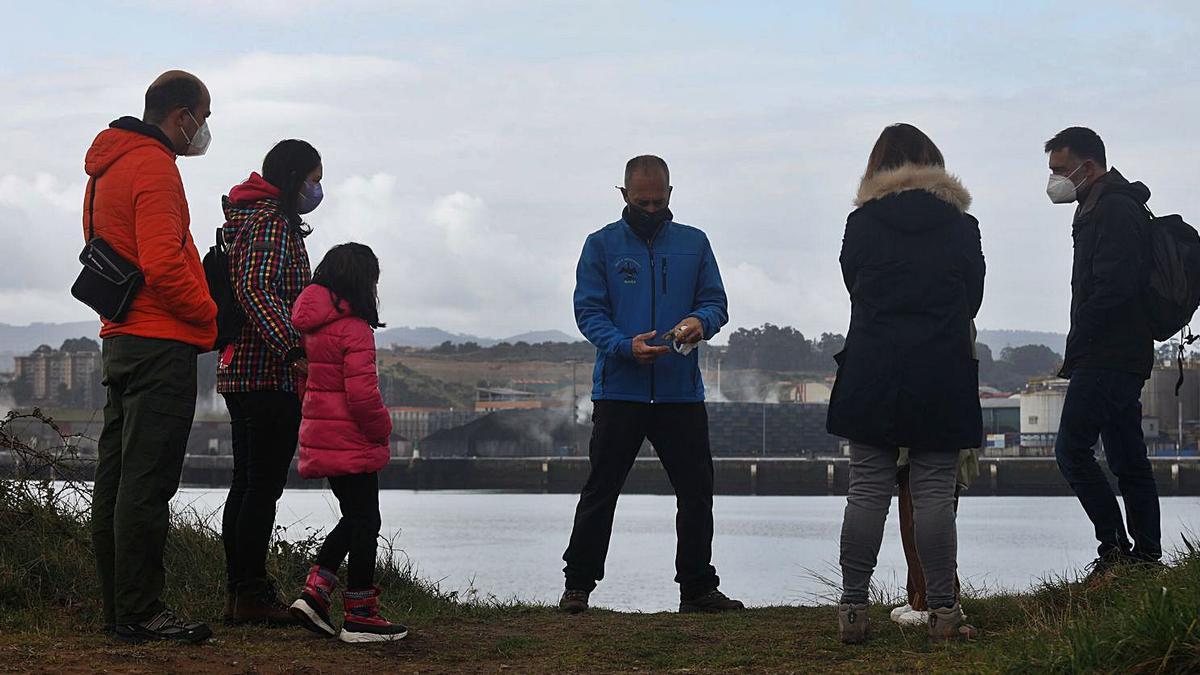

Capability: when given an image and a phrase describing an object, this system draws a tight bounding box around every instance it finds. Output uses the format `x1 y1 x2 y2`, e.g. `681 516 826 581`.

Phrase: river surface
172 490 1200 612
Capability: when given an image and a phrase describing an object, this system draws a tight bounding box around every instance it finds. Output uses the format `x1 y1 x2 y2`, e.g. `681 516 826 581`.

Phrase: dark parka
1060 168 1154 380
827 164 985 451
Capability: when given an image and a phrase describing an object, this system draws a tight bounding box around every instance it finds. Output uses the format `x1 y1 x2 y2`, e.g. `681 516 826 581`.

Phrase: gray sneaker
838 603 870 644
928 603 978 642
559 589 590 614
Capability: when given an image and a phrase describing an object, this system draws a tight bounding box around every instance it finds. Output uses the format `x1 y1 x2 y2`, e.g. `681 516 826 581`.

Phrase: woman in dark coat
829 123 984 644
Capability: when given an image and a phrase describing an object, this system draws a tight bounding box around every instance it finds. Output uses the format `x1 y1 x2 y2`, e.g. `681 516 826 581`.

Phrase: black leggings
222 391 301 589
315 472 381 590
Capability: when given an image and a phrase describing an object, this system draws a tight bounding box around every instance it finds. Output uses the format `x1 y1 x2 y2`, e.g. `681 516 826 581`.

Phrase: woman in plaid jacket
216 139 321 624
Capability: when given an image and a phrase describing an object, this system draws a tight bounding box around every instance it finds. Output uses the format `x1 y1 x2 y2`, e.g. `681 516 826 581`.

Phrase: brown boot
838 602 870 644
229 579 295 625
928 603 977 642
223 587 237 624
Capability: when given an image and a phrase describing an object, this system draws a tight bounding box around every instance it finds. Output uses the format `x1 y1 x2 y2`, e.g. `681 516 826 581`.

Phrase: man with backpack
1044 127 1161 581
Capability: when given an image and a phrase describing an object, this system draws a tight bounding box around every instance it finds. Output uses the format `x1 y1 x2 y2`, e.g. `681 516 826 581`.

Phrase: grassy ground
2 411 1197 673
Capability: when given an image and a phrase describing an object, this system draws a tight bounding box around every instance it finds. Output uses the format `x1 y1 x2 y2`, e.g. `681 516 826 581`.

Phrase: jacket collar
854 164 972 212
108 116 175 153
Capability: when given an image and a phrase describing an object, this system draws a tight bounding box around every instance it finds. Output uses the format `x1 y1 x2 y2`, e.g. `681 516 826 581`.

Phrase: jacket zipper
646 229 662 403
662 257 668 294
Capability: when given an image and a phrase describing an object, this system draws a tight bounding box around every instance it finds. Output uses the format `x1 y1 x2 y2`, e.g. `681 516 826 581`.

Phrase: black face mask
623 203 673 242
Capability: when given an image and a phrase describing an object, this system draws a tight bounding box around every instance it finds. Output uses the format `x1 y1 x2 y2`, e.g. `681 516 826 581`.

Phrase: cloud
2 3 1200 342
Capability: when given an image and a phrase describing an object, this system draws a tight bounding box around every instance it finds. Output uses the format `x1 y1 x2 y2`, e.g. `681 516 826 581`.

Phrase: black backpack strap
1177 326 1200 395
86 176 98 241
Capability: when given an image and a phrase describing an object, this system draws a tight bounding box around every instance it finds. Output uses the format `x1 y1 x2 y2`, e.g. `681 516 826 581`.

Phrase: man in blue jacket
560 155 743 614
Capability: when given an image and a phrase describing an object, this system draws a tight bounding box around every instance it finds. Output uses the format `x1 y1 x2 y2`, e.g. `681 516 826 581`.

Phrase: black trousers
563 400 719 599
93 336 197 625
221 390 301 589
1055 368 1162 561
316 472 382 590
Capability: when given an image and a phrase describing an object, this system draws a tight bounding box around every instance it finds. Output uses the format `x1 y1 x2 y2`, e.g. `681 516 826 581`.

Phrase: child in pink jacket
286 243 407 643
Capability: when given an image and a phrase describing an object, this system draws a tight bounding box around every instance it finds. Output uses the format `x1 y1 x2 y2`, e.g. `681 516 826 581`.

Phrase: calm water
172 490 1200 612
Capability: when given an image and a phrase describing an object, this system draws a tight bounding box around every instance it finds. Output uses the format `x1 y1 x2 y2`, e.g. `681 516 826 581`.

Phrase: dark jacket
827 164 985 451
1060 168 1154 380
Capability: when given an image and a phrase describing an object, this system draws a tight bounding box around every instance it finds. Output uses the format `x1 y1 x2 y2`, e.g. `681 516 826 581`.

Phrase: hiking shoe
340 587 409 644
1082 552 1130 588
115 608 212 644
230 578 294 625
559 589 590 614
290 565 339 638
679 589 745 614
928 603 977 642
838 602 870 644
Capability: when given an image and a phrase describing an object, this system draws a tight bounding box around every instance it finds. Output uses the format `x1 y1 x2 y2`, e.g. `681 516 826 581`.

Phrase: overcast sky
2 1 1198 342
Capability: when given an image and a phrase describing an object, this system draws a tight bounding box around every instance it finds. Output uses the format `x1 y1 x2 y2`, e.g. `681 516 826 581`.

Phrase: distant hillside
0 321 101 370
501 330 578 344
375 326 494 349
976 329 1066 355
375 327 580 349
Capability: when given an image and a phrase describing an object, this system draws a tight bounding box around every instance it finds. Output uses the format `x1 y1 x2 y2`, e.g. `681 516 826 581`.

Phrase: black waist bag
70 177 144 322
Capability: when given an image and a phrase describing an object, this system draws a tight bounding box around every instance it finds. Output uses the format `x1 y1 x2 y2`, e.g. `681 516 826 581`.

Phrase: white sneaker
890 604 912 622
897 609 929 626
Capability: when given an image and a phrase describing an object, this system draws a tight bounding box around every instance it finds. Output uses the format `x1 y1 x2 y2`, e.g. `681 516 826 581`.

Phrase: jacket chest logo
616 257 642 284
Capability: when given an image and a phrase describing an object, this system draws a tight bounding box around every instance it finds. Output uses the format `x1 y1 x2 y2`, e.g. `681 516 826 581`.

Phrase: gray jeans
839 443 959 608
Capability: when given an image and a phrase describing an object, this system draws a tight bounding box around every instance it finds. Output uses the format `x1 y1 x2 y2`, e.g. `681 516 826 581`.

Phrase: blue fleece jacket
574 218 728 403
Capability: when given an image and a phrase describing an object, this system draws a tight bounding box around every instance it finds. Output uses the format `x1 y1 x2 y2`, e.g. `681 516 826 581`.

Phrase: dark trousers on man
315 472 382 590
221 390 301 591
92 335 198 626
1055 367 1161 561
563 400 719 600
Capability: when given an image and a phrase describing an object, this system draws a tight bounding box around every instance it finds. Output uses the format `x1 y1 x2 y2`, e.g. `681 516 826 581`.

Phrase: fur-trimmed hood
854 164 972 212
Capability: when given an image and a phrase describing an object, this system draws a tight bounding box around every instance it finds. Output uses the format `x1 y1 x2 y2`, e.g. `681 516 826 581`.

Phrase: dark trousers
92 335 197 625
563 400 719 600
898 466 961 610
221 390 301 590
1055 367 1161 561
315 472 381 590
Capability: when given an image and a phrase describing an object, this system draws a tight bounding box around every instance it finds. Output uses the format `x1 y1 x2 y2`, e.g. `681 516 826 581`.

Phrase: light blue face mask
297 180 323 214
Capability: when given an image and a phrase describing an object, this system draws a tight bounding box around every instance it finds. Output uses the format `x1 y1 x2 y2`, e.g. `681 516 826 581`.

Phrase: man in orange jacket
85 70 217 644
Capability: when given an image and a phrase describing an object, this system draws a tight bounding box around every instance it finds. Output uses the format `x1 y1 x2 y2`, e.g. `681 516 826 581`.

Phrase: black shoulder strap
86 176 98 241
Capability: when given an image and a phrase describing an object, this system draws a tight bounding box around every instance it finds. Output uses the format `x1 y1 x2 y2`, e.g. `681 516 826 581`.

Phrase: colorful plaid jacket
216 173 312 393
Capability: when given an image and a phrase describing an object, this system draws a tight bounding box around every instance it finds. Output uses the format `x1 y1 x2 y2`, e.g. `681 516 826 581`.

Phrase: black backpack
203 228 246 350
1143 209 1200 341
1141 209 1200 392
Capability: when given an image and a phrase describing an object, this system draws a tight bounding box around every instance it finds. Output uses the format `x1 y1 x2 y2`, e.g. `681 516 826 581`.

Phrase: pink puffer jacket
292 284 392 479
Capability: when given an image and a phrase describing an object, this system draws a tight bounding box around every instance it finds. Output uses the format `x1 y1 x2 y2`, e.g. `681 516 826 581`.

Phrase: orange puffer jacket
82 117 217 350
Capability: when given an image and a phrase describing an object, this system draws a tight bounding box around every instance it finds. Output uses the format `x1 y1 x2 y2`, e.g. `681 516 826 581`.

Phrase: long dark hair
863 123 945 180
311 243 386 329
261 139 321 234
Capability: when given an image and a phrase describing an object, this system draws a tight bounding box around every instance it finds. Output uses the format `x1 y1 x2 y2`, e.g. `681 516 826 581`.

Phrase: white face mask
1046 164 1085 204
180 110 211 157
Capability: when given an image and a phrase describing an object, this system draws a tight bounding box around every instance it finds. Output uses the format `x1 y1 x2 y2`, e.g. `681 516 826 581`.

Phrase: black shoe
558 589 590 614
115 608 213 644
679 589 745 614
1082 552 1132 587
